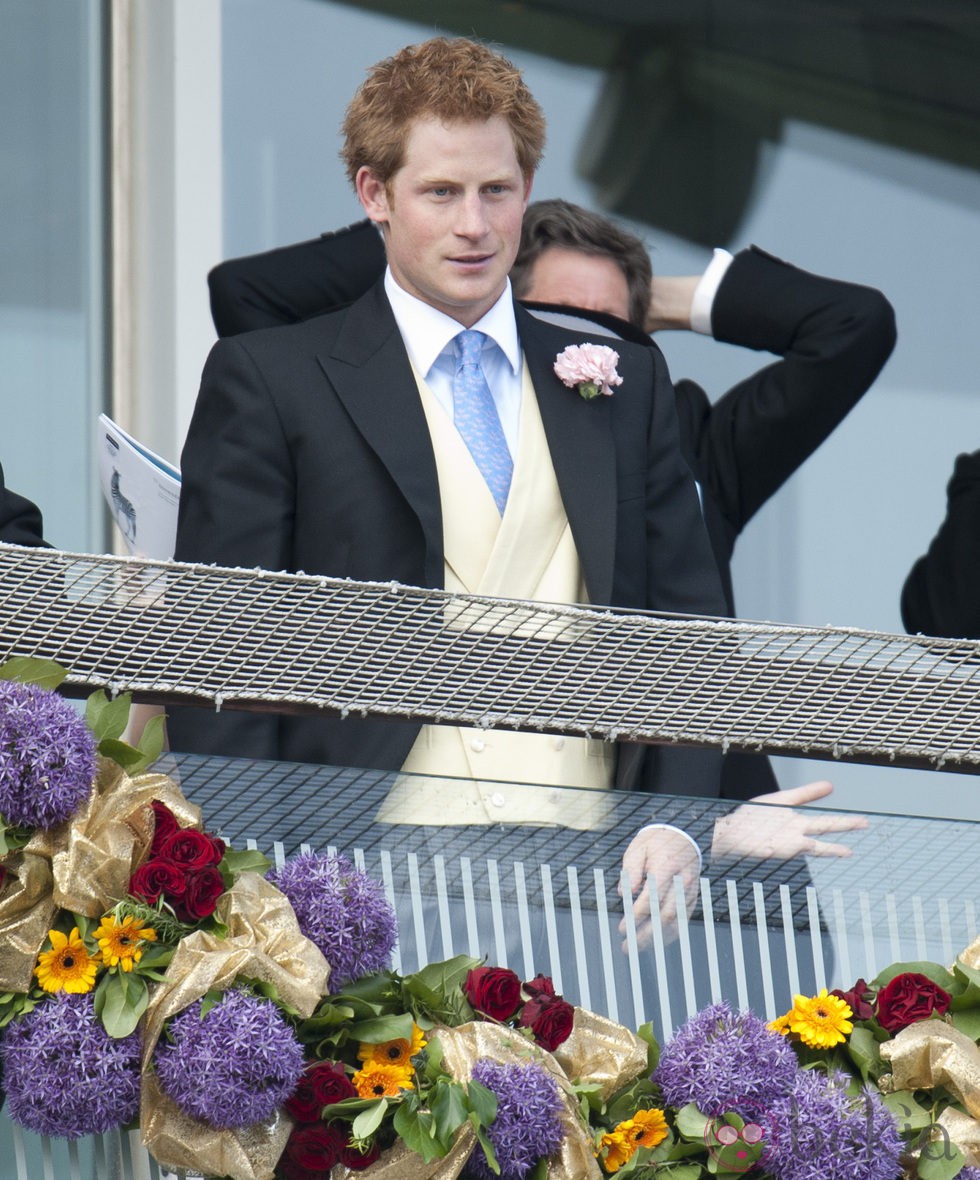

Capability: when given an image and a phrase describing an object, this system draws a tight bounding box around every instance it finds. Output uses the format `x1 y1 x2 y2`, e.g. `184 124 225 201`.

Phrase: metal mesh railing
3 542 980 772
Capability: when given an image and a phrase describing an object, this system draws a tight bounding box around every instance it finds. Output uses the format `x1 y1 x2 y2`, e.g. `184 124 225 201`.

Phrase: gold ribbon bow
332 1008 647 1179
140 871 331 1180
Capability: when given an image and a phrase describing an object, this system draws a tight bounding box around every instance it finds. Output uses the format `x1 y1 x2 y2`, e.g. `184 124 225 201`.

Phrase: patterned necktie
451 329 513 515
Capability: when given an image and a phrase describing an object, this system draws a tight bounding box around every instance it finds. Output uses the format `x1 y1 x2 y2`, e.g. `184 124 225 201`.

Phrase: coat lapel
517 304 618 607
315 282 444 586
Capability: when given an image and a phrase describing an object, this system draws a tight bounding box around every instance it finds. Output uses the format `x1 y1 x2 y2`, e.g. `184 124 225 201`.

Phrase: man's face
357 116 531 328
522 246 631 323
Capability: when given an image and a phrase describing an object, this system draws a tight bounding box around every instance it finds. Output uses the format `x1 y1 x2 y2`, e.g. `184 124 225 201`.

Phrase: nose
455 192 489 239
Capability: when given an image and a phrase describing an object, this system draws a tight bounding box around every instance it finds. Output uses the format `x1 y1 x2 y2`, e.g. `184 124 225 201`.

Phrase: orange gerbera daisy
787 989 853 1049
94 913 157 972
352 1061 415 1099
357 1023 427 1068
35 927 99 994
598 1128 633 1173
626 1108 668 1149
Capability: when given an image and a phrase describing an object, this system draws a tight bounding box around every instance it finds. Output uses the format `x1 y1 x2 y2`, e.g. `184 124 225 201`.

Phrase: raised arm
673 246 896 555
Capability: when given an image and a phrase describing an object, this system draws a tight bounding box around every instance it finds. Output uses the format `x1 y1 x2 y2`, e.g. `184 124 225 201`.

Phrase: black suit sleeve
901 450 980 638
208 220 387 337
675 246 896 560
0 463 49 547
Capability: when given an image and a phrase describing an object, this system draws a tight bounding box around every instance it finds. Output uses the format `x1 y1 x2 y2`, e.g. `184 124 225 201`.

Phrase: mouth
449 253 493 270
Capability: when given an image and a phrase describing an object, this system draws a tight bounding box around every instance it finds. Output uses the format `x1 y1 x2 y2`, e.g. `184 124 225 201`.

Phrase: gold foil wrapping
0 849 56 992
140 1071 293 1180
0 761 197 987
881 1016 980 1167
49 760 200 916
139 872 331 1180
333 1008 646 1179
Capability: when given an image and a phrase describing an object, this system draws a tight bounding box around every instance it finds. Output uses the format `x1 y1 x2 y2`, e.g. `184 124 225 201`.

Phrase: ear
356 167 390 225
522 174 534 211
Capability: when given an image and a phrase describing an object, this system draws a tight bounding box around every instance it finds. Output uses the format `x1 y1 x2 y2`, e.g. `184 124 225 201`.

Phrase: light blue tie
451 329 513 515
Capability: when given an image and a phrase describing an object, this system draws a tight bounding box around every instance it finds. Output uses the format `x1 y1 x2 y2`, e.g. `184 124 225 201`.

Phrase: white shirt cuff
634 823 704 875
690 248 735 336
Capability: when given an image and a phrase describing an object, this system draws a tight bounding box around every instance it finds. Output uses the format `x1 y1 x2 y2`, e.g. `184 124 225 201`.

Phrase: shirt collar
384 269 521 378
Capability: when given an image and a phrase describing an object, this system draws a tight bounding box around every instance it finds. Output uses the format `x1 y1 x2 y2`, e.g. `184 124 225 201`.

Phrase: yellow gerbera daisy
768 1011 793 1036
94 914 158 972
352 1061 415 1099
357 1023 427 1068
598 1128 634 1173
787 988 853 1049
35 927 99 994
626 1108 669 1150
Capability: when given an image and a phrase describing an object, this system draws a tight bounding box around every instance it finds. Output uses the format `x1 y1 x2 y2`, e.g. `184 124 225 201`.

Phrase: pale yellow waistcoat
376 362 615 828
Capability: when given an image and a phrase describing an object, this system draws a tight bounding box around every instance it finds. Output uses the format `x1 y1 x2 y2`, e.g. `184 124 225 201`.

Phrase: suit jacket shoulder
208 220 386 337
678 245 896 553
901 449 980 638
0 463 48 547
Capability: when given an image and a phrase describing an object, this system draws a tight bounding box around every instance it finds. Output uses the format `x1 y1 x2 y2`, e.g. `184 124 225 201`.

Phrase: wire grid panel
3 543 980 769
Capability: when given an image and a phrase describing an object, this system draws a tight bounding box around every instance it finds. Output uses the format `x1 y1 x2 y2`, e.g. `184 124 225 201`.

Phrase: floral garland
0 658 979 1180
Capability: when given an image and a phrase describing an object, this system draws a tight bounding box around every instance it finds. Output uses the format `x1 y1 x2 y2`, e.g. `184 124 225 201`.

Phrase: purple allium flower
765 1070 903 1180
654 1001 798 1115
462 1058 565 1180
0 993 140 1139
153 989 305 1128
0 681 96 828
958 1169 980 1180
268 851 397 990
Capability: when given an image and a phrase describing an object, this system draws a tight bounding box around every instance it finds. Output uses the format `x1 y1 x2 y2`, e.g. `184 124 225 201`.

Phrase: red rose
159 827 225 870
149 801 180 856
464 966 522 1021
518 994 575 1051
279 1123 346 1175
286 1061 355 1121
340 1139 382 1170
876 972 952 1033
523 974 557 999
130 859 187 904
311 1060 357 1106
172 864 225 922
830 978 876 1022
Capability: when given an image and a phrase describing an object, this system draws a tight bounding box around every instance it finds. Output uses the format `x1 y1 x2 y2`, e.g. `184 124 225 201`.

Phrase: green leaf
394 1104 444 1163
878 1090 933 1133
350 1013 416 1044
135 712 166 765
471 1114 501 1176
949 1008 980 1039
916 1139 964 1180
98 738 150 773
465 1078 499 1129
674 1103 711 1142
94 971 149 1038
636 1021 661 1073
220 848 273 877
846 1025 885 1081
86 689 132 742
430 1078 469 1142
352 1097 389 1141
0 657 67 689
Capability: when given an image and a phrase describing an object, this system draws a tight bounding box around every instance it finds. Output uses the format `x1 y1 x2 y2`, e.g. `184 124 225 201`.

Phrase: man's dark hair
510 199 652 330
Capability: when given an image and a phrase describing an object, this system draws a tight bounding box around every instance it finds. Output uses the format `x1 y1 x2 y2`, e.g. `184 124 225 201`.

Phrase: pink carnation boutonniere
553 342 623 400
